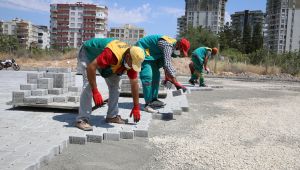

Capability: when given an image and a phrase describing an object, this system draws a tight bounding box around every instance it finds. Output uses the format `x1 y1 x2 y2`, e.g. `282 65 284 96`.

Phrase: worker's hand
204 67 210 74
92 88 103 106
130 105 140 123
174 82 187 92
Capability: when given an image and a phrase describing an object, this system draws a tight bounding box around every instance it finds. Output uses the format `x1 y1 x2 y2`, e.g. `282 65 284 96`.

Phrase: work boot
105 115 126 124
188 79 196 86
149 99 166 108
144 104 159 113
199 83 208 87
75 119 93 131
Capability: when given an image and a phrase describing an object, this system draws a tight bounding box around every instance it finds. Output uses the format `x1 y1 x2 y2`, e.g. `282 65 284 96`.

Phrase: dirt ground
41 77 300 170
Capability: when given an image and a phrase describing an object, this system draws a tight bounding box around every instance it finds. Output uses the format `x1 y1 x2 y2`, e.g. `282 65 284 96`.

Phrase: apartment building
231 10 265 35
177 0 227 35
0 18 43 49
108 24 145 45
266 0 300 53
50 2 108 49
37 26 50 49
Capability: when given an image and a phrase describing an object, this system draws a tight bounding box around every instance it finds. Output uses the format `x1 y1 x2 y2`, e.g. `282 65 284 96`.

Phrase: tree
180 25 219 53
0 35 19 53
242 24 252 54
251 23 263 51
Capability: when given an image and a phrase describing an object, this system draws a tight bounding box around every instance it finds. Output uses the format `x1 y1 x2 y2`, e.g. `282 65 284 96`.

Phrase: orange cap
212 47 218 55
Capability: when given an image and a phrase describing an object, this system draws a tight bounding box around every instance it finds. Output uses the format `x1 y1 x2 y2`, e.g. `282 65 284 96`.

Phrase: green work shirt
135 35 176 61
83 38 116 62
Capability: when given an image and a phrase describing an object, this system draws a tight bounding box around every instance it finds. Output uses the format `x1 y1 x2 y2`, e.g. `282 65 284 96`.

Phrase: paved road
41 77 300 170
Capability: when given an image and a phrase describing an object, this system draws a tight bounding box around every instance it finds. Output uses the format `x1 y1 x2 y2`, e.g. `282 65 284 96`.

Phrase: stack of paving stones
11 67 80 106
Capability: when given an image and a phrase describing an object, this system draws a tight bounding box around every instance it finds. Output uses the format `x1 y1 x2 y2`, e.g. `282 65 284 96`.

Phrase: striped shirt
158 39 176 77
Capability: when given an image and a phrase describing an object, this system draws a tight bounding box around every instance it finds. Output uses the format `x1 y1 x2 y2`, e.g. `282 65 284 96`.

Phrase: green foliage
251 23 263 51
0 35 19 53
221 48 249 63
247 49 268 65
179 26 219 53
242 24 252 54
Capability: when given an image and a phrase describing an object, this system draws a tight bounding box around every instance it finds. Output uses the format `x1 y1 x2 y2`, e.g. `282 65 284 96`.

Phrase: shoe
105 115 126 124
75 119 93 131
149 99 166 108
199 84 208 87
188 79 196 86
144 105 159 113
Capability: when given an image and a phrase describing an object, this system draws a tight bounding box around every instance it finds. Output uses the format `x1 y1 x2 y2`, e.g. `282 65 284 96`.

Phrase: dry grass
0 51 284 76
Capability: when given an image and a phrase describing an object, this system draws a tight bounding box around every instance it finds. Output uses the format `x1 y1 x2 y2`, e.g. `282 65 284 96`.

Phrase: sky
0 0 266 37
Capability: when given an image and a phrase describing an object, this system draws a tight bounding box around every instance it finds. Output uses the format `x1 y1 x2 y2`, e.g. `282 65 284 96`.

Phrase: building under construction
177 0 227 36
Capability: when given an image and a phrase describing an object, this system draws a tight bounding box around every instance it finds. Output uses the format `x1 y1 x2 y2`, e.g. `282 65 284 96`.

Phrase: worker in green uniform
136 35 190 113
188 47 218 87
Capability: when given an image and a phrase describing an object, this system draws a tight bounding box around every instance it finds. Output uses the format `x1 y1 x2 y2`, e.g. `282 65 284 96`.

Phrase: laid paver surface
0 70 188 170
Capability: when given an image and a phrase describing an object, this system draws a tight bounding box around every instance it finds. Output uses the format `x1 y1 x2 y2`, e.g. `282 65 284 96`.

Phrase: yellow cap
130 46 145 72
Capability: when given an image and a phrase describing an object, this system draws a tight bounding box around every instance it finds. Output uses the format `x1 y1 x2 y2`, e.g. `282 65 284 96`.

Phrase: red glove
92 88 103 106
204 67 210 73
130 105 140 123
174 82 187 92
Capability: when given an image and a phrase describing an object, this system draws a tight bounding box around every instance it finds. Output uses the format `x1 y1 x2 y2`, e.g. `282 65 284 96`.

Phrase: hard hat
212 47 218 55
180 38 190 57
129 46 145 72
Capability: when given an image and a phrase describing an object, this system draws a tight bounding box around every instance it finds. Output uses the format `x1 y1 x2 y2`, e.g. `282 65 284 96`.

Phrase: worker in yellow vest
76 38 145 131
136 35 190 113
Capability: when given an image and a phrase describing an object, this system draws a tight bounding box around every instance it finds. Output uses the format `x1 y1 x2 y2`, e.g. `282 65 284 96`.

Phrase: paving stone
152 112 173 120
27 79 38 84
37 78 53 89
69 135 87 145
27 73 43 80
86 130 104 143
48 88 63 95
23 97 37 104
210 85 224 88
172 89 183 96
12 90 31 103
20 84 37 90
68 96 79 102
36 96 53 104
103 129 120 141
68 86 80 92
58 140 68 154
178 95 189 112
31 89 48 96
53 96 67 103
133 126 148 137
120 127 134 139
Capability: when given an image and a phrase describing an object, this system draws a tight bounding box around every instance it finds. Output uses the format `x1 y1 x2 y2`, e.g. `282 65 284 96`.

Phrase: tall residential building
50 2 108 49
108 24 145 45
177 0 227 36
231 10 265 35
0 18 43 49
37 26 50 49
266 0 300 53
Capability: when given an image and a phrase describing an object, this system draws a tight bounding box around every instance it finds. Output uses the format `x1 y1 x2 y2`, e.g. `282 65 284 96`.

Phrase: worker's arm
128 69 140 123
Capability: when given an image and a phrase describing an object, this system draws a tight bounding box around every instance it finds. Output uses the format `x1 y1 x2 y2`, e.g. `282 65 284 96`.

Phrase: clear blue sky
0 0 266 37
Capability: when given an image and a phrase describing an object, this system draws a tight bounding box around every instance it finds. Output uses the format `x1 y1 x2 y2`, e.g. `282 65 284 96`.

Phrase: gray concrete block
24 97 37 104
172 89 183 96
53 96 67 103
20 84 37 90
152 112 173 120
68 86 80 92
36 96 53 104
86 134 103 143
44 72 55 78
48 88 63 95
189 87 213 91
103 130 120 141
178 95 189 112
31 89 48 96
27 72 43 79
68 96 79 102
211 85 224 88
69 136 86 145
59 140 68 154
27 79 38 84
12 90 31 103
38 78 53 84
120 129 134 139
133 126 148 137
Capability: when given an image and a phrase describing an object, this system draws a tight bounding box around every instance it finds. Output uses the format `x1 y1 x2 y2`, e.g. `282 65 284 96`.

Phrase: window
71 18 75 21
71 12 75 16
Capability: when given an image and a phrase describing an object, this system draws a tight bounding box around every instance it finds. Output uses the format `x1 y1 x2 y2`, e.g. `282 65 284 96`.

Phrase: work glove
130 104 141 123
92 88 104 106
174 82 187 93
